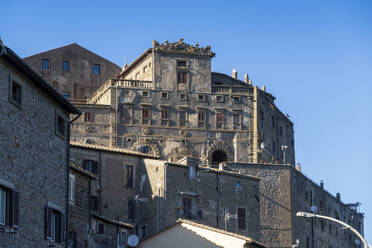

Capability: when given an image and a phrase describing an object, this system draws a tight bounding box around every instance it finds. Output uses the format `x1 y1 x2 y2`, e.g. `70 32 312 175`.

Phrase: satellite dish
128 234 139 247
310 205 317 213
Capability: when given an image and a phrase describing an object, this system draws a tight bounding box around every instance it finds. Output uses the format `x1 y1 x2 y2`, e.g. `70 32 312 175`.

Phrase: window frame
55 110 66 140
216 95 224 103
42 58 49 70
82 160 98 175
237 207 246 230
182 197 192 219
84 112 93 122
92 64 101 75
9 78 22 109
69 174 75 205
197 94 205 102
45 204 65 243
62 61 69 72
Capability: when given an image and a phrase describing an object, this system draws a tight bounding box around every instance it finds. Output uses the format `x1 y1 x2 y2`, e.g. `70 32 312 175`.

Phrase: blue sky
2 0 371 242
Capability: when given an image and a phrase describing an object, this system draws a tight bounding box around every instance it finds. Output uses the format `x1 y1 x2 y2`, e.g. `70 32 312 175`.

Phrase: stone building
70 39 295 166
24 43 121 100
0 41 80 247
140 158 261 240
227 162 364 248
70 142 261 244
69 142 157 247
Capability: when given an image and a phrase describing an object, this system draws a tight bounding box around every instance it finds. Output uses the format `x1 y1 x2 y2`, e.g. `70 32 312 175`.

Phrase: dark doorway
211 150 227 165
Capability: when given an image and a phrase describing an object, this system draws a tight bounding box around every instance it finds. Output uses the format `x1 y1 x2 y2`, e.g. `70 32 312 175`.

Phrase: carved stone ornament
142 127 150 135
179 129 187 137
84 124 94 133
153 39 215 57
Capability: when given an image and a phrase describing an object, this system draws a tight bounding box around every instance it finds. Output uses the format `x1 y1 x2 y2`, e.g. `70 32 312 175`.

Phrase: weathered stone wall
68 169 92 248
290 169 363 248
0 57 69 247
24 43 121 100
229 163 292 247
140 159 261 240
70 104 112 146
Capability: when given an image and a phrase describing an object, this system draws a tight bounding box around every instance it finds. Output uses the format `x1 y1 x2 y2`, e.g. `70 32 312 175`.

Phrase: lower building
138 219 266 248
69 142 261 245
227 162 364 248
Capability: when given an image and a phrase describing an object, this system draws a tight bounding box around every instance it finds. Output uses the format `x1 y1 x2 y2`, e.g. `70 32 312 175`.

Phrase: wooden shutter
60 213 65 243
55 211 61 242
12 191 19 228
5 189 13 226
92 161 98 175
98 223 104 234
45 206 52 239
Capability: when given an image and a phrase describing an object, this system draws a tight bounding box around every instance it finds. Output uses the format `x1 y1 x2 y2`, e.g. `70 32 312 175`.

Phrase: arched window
211 150 227 165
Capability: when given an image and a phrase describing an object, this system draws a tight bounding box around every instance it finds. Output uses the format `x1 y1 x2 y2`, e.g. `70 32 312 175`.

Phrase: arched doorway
211 150 227 165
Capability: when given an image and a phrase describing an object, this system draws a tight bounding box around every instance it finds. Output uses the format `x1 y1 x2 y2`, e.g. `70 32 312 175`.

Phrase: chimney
261 85 266 92
320 180 324 189
232 69 237 79
244 73 249 83
336 193 341 201
248 80 252 86
296 163 301 172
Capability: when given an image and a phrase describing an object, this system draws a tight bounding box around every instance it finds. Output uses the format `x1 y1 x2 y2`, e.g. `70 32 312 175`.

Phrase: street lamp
296 211 368 248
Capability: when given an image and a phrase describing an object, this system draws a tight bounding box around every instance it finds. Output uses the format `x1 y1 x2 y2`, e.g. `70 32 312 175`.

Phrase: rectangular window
11 81 22 106
179 111 187 127
197 94 205 102
42 59 49 69
198 111 205 122
237 208 246 230
45 206 64 243
232 96 240 103
69 174 75 204
84 112 93 122
140 225 147 238
142 108 150 119
189 166 196 178
216 112 224 123
216 95 224 103
128 198 135 222
126 165 134 188
161 110 168 120
179 93 187 100
177 72 188 84
183 198 192 219
119 229 127 246
142 91 149 97
97 223 104 234
177 61 187 67
90 196 99 212
62 61 69 72
55 113 66 139
82 160 98 174
69 175 76 205
161 92 168 98
92 64 101 75
233 113 240 130
0 186 19 228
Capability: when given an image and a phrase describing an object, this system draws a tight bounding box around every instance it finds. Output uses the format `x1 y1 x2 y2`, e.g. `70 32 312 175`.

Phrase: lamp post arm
297 212 368 248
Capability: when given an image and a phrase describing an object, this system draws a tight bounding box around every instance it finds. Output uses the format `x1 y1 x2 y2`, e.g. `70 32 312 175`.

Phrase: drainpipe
99 151 102 216
66 113 81 248
216 172 220 228
164 162 168 228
